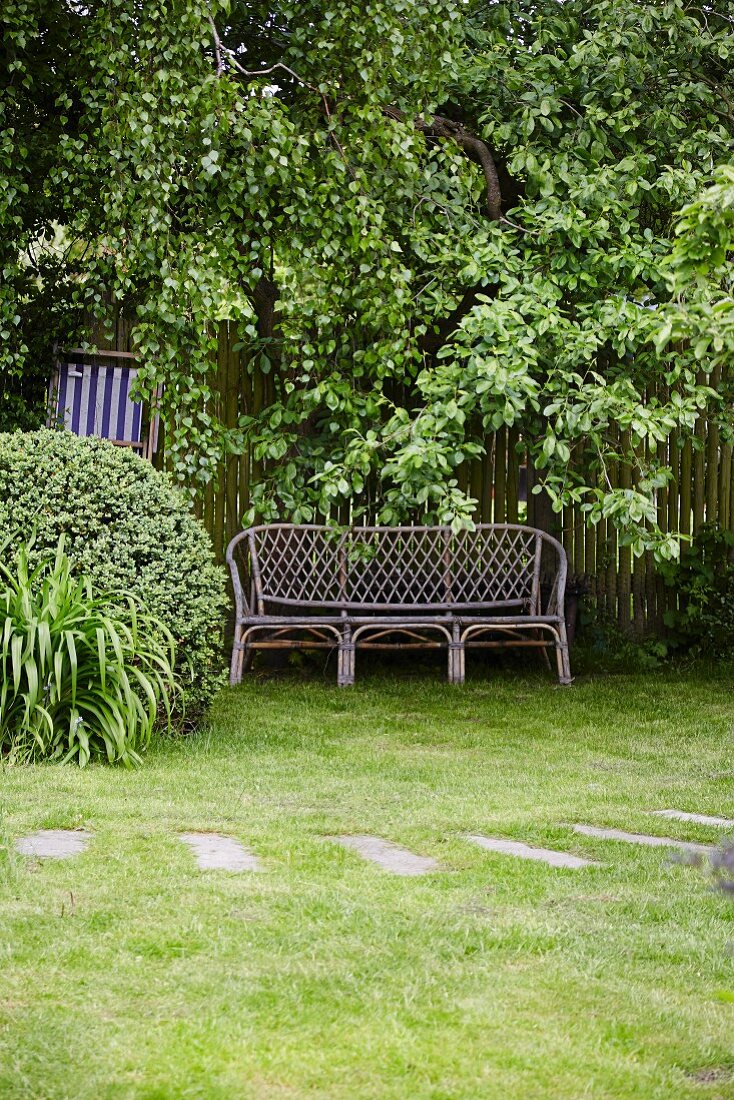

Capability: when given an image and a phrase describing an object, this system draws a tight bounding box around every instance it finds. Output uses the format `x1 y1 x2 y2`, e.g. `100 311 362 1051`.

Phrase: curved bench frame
226 523 572 687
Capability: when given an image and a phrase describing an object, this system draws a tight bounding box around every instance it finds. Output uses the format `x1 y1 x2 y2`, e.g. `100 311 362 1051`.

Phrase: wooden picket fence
71 320 734 637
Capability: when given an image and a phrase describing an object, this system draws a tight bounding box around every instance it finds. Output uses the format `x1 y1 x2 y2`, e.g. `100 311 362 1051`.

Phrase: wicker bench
226 523 572 687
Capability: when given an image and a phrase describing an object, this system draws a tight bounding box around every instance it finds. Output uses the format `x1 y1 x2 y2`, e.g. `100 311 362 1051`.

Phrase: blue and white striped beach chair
49 353 158 458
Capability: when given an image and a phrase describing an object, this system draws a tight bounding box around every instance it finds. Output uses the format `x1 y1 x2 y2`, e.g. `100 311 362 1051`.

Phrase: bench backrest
227 523 567 617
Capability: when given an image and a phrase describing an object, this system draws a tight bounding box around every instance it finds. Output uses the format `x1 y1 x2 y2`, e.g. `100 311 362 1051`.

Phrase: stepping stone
180 833 261 872
572 824 712 854
15 829 91 860
650 810 734 828
464 834 598 869
329 835 438 876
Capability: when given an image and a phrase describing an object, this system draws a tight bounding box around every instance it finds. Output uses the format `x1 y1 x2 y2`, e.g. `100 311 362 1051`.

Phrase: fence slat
719 443 731 531
605 454 618 624
481 437 494 523
693 388 707 532
507 426 519 523
618 431 632 630
680 437 692 538
494 427 507 524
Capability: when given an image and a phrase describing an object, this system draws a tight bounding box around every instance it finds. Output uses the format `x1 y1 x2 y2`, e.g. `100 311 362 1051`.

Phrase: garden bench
226 523 572 687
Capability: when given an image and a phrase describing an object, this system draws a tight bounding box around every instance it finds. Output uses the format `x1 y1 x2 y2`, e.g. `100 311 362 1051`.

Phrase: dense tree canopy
2 0 733 555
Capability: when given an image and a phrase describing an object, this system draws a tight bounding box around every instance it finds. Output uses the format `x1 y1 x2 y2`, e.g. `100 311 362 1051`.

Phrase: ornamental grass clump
0 539 178 767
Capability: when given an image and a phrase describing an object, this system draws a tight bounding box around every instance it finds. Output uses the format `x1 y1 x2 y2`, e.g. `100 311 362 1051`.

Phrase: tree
2 0 733 555
0 1 86 428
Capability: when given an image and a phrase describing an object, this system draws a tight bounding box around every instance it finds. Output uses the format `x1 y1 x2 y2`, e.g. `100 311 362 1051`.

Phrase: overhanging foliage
2 0 733 556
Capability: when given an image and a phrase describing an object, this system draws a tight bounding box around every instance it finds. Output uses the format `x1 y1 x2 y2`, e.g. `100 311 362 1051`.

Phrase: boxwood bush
0 430 228 726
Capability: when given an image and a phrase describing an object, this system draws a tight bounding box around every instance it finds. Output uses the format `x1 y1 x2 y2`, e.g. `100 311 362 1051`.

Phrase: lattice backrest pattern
251 525 345 605
452 526 537 604
248 524 552 611
344 527 449 606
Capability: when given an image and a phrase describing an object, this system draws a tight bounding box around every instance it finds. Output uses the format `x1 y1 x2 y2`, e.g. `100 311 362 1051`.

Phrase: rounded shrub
0 429 228 726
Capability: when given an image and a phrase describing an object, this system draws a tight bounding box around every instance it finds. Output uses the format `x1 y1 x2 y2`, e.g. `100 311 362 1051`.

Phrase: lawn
1 665 734 1099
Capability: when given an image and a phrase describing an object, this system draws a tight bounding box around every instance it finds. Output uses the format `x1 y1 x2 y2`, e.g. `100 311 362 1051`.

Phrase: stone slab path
12 822 722 873
572 824 712 854
329 835 439 876
650 810 734 828
464 833 598 869
15 829 92 860
180 832 261 872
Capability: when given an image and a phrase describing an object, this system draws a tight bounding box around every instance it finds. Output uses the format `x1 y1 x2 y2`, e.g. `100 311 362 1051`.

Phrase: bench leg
229 629 254 686
230 633 245 687
555 622 573 685
338 640 355 687
448 626 465 685
448 643 465 684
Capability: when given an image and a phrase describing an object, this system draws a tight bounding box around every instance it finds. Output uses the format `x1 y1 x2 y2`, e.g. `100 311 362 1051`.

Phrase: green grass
2 663 734 1099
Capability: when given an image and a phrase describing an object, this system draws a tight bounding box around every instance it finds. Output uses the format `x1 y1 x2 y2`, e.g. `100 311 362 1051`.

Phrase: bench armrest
225 530 253 621
541 534 568 618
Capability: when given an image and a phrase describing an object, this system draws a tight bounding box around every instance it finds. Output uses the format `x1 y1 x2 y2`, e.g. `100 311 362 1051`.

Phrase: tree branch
418 282 500 355
321 95 357 179
385 107 503 221
207 15 225 76
207 15 356 175
206 14 315 91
